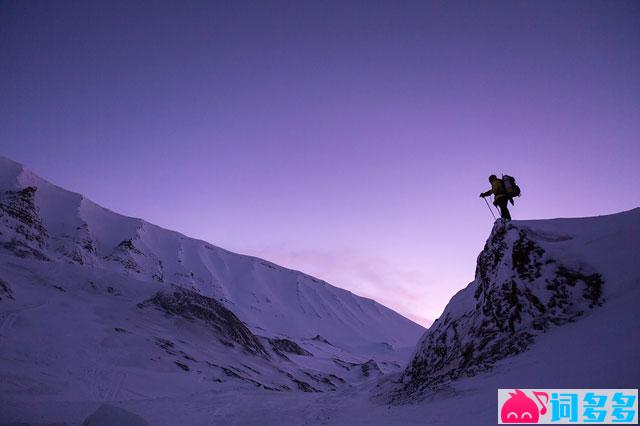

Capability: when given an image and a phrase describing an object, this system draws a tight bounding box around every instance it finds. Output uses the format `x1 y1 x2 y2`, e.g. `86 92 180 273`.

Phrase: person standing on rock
480 174 512 220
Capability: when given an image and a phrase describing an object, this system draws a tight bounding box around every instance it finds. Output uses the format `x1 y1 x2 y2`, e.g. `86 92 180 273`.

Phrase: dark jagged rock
0 187 49 260
152 259 165 283
0 278 14 301
105 286 122 296
332 358 358 371
269 338 312 357
240 363 261 375
551 266 603 310
116 238 143 254
154 337 176 355
512 229 546 281
311 334 332 346
401 221 605 397
174 361 190 371
1 239 49 261
291 378 320 392
302 371 339 390
55 223 97 265
0 187 44 233
329 374 347 384
105 238 149 273
361 359 382 377
139 286 269 358
0 186 95 264
331 357 381 378
205 361 274 389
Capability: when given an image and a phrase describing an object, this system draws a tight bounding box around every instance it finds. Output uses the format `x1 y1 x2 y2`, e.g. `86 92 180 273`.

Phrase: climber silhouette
480 175 512 220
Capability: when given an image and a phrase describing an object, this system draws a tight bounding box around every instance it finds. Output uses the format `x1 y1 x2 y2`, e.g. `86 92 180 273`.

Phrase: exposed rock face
269 338 313 357
54 222 97 265
0 187 43 233
107 238 144 273
401 221 604 396
360 359 382 378
0 187 49 260
311 334 333 345
0 278 14 302
138 287 270 358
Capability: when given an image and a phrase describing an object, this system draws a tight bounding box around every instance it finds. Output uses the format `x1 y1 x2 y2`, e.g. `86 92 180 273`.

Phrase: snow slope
0 155 423 423
1 153 638 426
400 210 640 397
0 155 424 351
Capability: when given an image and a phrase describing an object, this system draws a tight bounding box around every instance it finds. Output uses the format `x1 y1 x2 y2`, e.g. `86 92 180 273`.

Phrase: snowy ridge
0 154 426 419
0 155 423 350
398 209 640 399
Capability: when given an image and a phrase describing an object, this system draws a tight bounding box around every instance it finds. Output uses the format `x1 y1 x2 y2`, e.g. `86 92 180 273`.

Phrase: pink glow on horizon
1 1 638 326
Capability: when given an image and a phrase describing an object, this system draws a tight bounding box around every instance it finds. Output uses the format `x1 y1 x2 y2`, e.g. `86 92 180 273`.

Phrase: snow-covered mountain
397 208 640 401
0 156 423 351
2 153 638 425
0 155 425 421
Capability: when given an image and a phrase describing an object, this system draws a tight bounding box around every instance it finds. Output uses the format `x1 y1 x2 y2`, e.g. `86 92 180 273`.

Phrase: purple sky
1 1 639 326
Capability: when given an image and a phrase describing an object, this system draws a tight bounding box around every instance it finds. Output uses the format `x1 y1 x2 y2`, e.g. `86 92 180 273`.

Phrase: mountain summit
397 208 640 401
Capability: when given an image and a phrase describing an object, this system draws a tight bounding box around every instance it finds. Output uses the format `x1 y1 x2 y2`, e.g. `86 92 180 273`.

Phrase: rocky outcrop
400 220 604 396
361 359 382 378
0 187 49 260
310 334 333 346
138 287 270 358
332 357 383 380
54 223 97 265
0 278 14 302
107 238 144 273
269 338 312 357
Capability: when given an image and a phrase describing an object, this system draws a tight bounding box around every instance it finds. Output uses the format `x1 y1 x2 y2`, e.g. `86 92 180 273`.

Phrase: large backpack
502 175 521 198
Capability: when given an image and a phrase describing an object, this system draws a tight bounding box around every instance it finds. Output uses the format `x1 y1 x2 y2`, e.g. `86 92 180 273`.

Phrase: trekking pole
483 197 496 219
